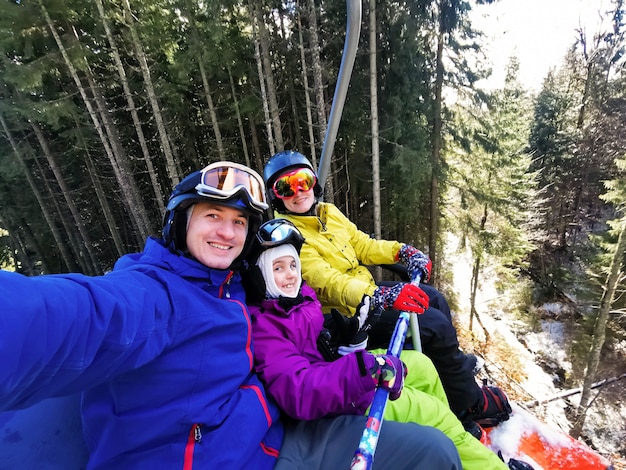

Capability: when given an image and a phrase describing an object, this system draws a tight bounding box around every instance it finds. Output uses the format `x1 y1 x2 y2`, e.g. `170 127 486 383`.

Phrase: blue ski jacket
0 237 283 469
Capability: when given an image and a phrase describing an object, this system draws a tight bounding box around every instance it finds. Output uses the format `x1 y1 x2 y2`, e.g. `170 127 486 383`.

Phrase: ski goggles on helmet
271 167 317 199
255 219 304 252
195 162 269 213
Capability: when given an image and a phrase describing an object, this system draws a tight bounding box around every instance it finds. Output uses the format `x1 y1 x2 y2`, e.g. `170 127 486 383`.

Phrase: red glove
372 283 429 314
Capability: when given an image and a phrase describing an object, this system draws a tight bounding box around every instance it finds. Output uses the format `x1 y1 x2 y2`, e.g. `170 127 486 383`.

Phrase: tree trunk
84 66 154 240
369 0 382 281
429 11 445 285
469 204 490 338
198 59 226 160
470 205 488 331
250 0 275 156
94 0 166 216
0 112 77 272
30 120 101 274
307 0 334 202
280 12 302 149
308 0 326 164
254 0 284 151
41 4 149 245
122 0 179 186
84 146 127 259
296 1 317 164
71 113 126 258
248 113 264 170
571 217 626 437
31 147 91 274
227 64 251 167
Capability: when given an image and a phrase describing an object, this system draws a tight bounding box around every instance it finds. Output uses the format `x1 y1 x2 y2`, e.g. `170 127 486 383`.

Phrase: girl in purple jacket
246 219 529 470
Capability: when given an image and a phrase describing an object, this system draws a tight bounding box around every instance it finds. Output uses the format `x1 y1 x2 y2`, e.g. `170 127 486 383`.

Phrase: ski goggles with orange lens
271 167 317 199
195 162 269 213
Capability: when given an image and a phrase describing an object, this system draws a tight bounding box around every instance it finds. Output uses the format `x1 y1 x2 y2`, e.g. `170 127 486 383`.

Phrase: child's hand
354 294 372 331
331 295 375 355
366 354 407 400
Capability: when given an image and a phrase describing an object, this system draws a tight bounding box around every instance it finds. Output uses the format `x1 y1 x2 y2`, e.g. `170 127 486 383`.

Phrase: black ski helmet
250 218 305 262
243 218 305 303
162 161 268 253
263 150 323 213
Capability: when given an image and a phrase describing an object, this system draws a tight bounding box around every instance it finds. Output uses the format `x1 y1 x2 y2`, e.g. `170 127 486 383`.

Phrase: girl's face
282 188 316 214
272 255 300 297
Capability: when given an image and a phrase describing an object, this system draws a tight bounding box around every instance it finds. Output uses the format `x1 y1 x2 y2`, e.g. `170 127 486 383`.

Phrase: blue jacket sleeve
0 269 174 410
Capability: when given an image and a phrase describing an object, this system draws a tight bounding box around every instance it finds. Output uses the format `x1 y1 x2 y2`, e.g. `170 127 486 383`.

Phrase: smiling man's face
185 201 248 269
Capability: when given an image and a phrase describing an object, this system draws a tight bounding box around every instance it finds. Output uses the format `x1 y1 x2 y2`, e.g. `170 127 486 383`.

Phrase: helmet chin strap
186 205 195 231
299 201 318 217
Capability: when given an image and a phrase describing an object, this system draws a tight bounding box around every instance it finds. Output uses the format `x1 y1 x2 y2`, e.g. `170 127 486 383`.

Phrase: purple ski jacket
250 283 377 420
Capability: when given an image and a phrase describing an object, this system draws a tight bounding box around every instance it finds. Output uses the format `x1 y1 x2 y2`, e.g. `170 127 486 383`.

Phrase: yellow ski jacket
278 202 402 316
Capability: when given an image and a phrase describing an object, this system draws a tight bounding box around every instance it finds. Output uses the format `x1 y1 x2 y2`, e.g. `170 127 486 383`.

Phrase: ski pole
349 273 421 470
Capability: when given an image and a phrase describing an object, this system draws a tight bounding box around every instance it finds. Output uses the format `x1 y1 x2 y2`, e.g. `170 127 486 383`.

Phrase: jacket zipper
220 271 234 298
183 423 202 470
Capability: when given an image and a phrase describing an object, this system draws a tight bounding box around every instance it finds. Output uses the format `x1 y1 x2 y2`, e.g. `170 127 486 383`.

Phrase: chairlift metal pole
318 0 421 352
317 0 361 190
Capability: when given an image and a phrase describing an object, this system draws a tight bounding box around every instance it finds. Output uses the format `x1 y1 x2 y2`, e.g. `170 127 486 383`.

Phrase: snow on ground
446 233 625 467
448 234 568 424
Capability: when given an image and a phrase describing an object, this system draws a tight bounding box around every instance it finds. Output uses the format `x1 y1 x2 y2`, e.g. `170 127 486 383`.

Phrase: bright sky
470 0 612 91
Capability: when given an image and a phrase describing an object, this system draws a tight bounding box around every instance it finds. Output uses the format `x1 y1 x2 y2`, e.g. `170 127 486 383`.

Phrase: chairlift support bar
317 0 361 190
320 0 422 357
323 3 423 467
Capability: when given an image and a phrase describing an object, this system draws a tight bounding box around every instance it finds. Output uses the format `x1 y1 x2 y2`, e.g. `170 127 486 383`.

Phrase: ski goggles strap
195 162 269 213
272 167 317 199
255 219 304 251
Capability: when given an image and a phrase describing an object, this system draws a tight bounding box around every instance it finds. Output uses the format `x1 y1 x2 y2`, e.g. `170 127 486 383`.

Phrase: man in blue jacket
0 161 461 469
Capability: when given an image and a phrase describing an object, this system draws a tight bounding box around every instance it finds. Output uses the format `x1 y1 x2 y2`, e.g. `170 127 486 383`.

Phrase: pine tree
571 154 626 437
449 58 537 338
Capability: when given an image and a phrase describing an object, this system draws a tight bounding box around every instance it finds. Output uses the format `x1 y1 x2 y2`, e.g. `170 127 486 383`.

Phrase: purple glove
366 354 407 401
397 244 432 282
372 283 429 314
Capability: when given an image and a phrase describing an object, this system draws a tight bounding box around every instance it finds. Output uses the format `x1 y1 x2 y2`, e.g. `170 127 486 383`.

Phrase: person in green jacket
262 150 512 434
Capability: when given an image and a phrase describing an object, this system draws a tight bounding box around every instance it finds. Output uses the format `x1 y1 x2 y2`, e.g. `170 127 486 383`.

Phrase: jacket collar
115 237 237 287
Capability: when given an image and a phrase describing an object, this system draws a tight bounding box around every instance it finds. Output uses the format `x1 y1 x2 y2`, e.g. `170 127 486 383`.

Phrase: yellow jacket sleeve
280 203 402 316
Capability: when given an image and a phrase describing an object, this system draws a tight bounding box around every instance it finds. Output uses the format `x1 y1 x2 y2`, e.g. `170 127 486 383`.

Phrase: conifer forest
1 0 626 462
